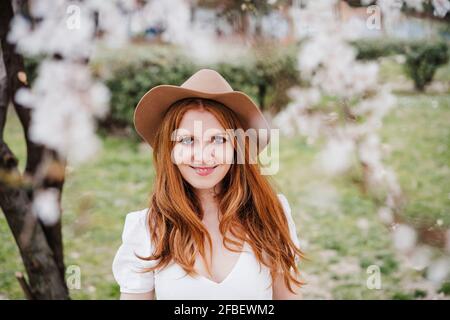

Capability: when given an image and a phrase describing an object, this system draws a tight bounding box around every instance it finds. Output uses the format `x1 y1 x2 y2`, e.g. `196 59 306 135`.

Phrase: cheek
172 145 192 164
216 163 231 179
214 143 234 164
178 165 191 178
177 164 198 184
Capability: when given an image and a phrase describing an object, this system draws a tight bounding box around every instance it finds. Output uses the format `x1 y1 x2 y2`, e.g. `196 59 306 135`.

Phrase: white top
112 193 300 300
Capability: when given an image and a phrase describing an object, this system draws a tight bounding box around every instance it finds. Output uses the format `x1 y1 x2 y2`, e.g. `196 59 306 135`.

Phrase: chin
184 173 222 190
189 181 219 190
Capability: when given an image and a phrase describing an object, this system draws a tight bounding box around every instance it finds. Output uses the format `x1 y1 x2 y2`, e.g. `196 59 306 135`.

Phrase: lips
190 165 218 176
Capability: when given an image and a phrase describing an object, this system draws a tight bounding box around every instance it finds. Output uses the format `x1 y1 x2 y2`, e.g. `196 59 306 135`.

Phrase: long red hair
141 97 305 293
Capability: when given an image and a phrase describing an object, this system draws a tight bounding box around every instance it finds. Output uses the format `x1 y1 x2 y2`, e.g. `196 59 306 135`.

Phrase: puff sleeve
277 193 301 264
112 209 157 294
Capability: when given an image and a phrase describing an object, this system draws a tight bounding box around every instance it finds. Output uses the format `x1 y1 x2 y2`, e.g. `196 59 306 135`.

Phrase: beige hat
133 68 271 154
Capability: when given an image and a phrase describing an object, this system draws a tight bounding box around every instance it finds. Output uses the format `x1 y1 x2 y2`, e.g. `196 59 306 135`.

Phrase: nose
192 140 215 164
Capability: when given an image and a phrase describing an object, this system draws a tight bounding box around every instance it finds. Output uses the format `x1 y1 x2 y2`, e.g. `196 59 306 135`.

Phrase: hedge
352 39 449 91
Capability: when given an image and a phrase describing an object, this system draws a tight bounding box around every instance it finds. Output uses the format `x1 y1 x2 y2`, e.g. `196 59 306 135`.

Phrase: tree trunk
0 0 69 300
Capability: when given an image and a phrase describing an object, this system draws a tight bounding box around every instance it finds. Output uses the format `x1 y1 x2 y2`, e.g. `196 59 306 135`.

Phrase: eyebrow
175 131 228 138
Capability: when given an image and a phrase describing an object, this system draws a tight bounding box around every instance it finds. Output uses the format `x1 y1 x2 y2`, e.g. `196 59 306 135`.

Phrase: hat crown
181 69 233 93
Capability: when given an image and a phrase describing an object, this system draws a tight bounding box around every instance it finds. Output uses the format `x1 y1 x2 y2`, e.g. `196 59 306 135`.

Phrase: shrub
352 39 407 60
352 39 450 91
404 41 449 91
392 292 414 300
438 282 450 296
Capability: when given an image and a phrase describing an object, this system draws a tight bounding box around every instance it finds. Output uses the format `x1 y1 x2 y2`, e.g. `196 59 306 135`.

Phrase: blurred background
1 0 449 299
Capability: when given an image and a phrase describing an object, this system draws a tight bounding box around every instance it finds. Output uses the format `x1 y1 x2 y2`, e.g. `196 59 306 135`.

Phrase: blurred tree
0 0 69 299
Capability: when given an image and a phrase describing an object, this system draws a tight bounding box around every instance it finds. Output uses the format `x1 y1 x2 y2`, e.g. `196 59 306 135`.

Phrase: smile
189 165 218 176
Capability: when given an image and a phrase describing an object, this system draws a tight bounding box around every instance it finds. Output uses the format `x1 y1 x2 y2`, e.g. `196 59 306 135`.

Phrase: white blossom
377 206 394 225
393 224 417 252
408 245 432 270
9 1 95 59
356 218 370 233
15 60 110 164
318 138 355 175
427 258 450 284
32 188 61 225
432 0 450 17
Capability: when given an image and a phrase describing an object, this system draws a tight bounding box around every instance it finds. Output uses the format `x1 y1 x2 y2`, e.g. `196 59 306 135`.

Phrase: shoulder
276 193 300 247
124 207 149 222
113 208 156 294
276 193 291 214
121 208 151 246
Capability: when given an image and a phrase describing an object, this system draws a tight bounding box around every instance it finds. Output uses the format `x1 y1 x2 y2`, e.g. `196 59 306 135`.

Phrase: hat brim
133 85 271 154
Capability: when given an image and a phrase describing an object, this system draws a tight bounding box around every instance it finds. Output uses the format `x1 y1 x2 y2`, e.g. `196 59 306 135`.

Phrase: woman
112 69 305 300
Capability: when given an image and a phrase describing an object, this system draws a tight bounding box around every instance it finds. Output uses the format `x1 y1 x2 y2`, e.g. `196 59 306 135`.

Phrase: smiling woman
112 69 304 300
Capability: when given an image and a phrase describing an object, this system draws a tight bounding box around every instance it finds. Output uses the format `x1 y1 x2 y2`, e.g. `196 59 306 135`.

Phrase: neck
195 185 221 221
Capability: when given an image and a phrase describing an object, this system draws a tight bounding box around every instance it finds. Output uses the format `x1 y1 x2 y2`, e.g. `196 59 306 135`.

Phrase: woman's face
172 108 234 191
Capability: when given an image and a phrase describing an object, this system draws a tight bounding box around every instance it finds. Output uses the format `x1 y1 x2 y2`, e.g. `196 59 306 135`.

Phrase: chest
193 224 244 284
153 240 273 300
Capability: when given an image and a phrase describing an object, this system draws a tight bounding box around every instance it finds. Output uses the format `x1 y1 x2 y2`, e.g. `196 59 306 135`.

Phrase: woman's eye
212 136 226 144
180 137 194 145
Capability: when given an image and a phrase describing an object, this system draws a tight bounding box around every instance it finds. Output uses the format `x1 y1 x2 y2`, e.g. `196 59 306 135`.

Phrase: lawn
1 90 449 299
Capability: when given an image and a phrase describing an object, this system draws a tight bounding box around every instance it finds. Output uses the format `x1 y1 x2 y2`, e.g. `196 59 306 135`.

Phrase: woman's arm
272 272 303 300
120 290 155 300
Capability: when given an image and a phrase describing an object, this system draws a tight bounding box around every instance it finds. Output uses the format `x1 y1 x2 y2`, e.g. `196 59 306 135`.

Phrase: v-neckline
196 241 247 286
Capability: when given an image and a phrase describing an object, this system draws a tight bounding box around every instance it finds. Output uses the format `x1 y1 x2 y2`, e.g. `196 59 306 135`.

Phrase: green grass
1 91 449 299
381 94 450 226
